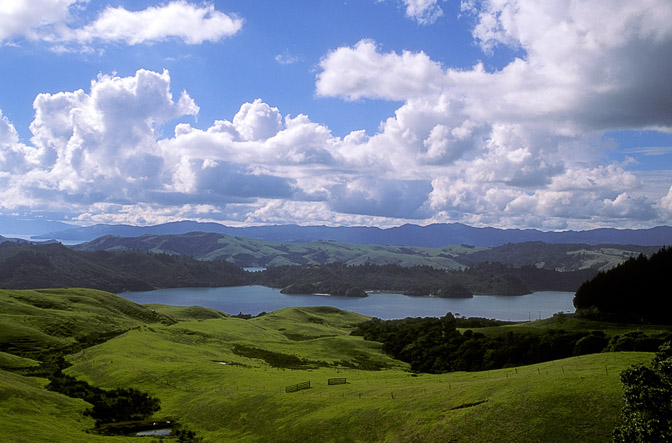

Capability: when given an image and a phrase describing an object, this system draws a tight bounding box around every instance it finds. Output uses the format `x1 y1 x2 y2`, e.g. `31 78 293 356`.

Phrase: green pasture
0 288 659 442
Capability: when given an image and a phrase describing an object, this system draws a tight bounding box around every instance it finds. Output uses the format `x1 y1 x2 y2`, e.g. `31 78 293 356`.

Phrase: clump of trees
574 247 670 324
613 342 672 442
36 355 160 426
352 314 672 373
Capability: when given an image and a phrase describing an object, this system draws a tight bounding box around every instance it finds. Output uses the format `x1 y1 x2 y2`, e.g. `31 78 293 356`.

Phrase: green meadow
0 289 658 442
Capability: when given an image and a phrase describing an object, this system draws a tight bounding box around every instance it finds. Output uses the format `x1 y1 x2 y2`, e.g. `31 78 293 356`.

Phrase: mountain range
30 221 672 247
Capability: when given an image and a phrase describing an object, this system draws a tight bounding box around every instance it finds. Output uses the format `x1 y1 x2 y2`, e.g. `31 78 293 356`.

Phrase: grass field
0 288 659 442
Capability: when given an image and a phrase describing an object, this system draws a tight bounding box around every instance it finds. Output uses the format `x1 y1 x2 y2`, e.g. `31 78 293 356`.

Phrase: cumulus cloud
0 1 242 47
232 99 283 141
308 0 672 228
2 0 672 229
316 39 446 101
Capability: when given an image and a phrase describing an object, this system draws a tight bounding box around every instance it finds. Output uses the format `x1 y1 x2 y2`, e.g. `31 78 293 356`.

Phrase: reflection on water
119 285 575 322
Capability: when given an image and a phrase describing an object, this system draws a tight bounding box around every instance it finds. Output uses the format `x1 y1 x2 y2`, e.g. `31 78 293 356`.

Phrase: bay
119 286 575 321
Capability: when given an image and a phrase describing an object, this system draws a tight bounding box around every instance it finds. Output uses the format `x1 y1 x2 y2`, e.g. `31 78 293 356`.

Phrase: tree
613 342 672 442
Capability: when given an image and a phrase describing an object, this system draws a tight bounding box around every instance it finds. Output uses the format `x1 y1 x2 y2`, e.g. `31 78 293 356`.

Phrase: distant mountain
0 216 73 236
34 221 672 247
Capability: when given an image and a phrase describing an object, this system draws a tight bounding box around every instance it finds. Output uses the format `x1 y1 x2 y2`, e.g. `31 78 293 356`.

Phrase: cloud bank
1 0 671 229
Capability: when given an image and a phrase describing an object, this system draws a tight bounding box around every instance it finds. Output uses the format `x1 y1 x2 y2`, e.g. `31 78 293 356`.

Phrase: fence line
285 381 311 393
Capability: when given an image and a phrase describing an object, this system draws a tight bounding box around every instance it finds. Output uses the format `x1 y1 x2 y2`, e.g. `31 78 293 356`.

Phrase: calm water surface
119 286 575 321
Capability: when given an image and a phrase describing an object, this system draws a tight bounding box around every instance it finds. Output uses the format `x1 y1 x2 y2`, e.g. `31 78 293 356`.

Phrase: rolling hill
72 232 474 269
0 288 664 442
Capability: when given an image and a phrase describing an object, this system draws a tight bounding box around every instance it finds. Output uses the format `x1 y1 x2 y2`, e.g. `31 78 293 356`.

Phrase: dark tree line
26 355 161 426
256 262 595 297
351 314 672 373
574 246 671 324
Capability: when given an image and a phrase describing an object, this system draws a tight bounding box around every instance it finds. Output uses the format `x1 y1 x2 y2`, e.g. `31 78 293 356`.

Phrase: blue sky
1 0 671 231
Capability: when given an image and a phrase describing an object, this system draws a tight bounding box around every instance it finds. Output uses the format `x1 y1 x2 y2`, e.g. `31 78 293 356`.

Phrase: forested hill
0 242 250 292
574 247 671 324
256 262 596 297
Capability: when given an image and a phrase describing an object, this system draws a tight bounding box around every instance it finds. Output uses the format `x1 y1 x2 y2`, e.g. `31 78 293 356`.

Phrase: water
119 286 575 322
0 233 83 246
136 429 172 436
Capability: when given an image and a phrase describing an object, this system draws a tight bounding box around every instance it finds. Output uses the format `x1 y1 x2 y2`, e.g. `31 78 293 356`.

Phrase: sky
1 0 671 231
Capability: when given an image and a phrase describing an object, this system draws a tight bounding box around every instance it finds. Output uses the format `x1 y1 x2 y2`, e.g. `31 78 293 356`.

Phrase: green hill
73 231 474 269
0 288 665 442
0 288 173 358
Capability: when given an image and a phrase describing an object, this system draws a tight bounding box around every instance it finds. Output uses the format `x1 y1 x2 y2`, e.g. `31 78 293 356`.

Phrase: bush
613 342 672 442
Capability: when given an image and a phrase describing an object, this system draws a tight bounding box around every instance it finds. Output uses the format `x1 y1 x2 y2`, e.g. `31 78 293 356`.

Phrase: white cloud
403 0 444 24
316 39 446 101
309 0 672 228
232 99 283 141
1 70 198 211
75 1 243 45
0 1 243 47
659 186 672 214
2 1 672 229
0 0 79 42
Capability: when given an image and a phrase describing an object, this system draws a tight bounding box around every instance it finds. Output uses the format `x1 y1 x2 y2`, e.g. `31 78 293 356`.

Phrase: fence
327 378 347 385
285 381 311 393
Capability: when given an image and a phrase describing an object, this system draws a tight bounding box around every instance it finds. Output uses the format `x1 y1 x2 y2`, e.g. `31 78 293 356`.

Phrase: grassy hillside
73 232 660 271
0 288 661 442
65 314 651 443
0 288 173 357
